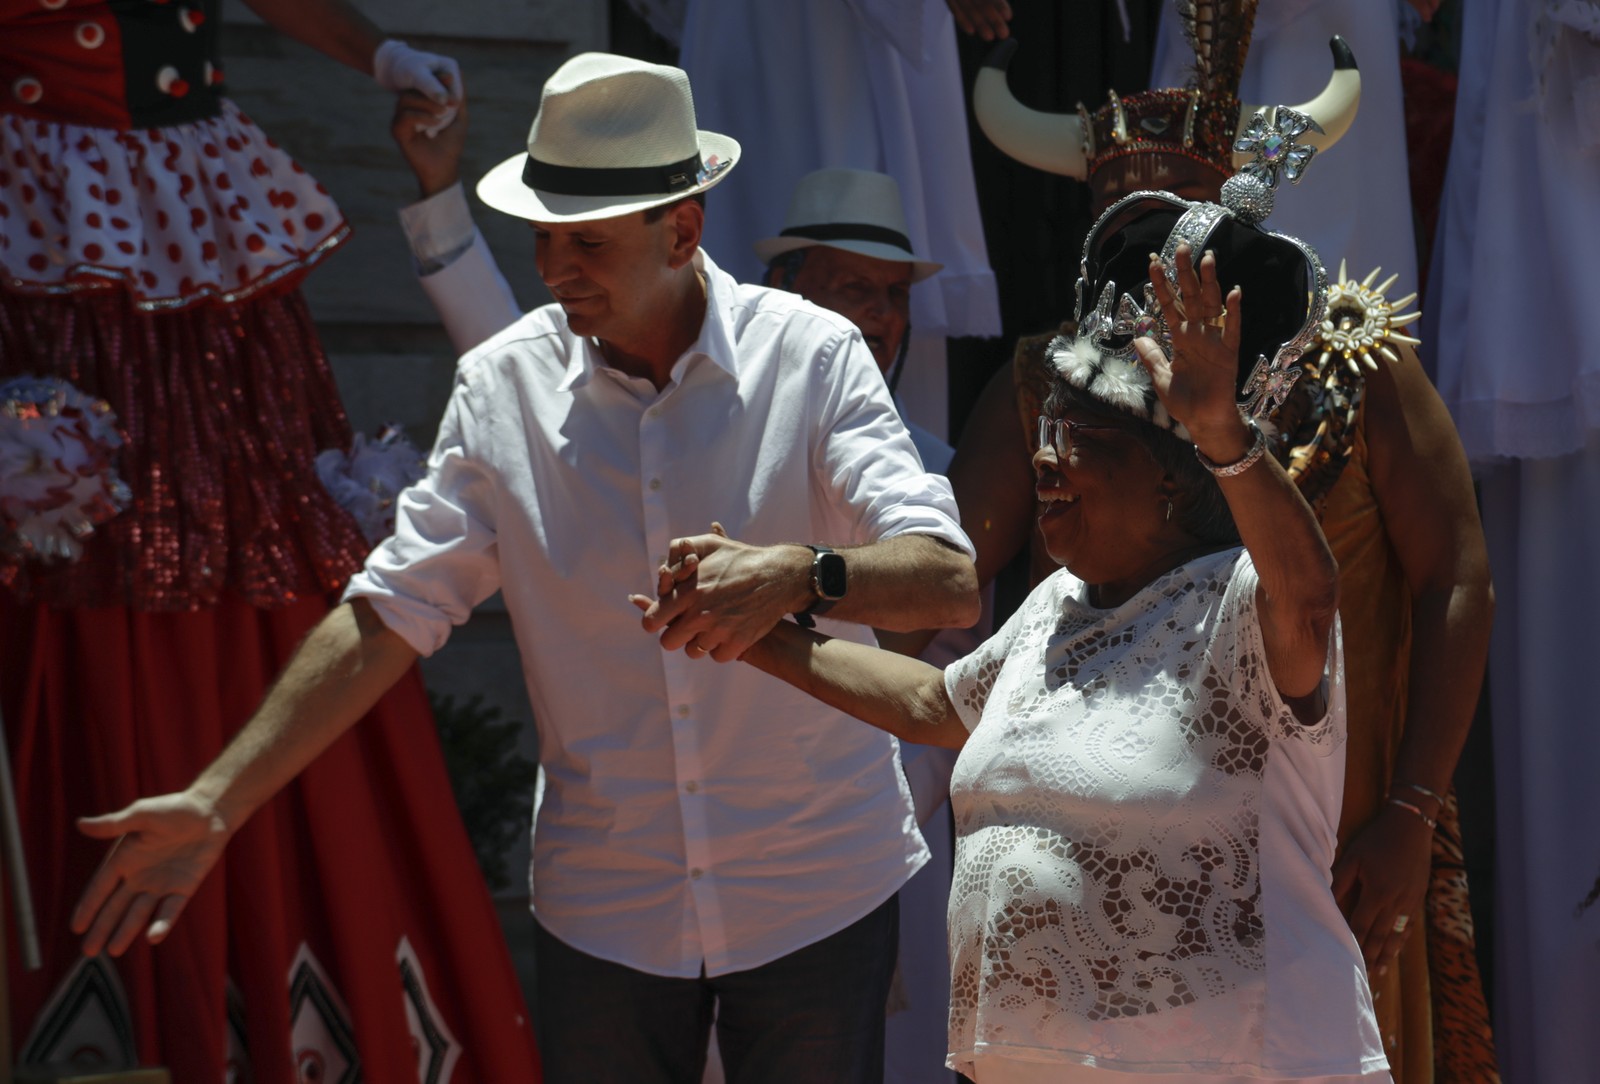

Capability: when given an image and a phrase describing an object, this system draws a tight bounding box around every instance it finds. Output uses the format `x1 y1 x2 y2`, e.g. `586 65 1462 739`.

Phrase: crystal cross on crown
1234 105 1323 188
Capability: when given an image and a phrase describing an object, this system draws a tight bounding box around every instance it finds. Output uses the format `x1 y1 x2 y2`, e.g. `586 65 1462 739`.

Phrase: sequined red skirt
0 282 370 609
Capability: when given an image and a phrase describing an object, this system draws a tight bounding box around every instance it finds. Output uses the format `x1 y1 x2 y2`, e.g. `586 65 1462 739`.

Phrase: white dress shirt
347 245 973 978
397 184 521 354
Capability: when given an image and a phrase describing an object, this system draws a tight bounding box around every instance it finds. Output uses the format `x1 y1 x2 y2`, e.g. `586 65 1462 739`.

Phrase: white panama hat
477 52 740 224
752 169 942 282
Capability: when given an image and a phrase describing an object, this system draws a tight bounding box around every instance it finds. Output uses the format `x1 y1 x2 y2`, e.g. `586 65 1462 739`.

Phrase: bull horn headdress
974 1 1359 195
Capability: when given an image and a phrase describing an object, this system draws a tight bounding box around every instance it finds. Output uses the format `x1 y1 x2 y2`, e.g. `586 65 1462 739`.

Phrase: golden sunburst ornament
1316 260 1422 373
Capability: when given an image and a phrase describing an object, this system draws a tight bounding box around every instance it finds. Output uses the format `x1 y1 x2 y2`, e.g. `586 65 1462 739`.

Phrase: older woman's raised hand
1131 244 1251 457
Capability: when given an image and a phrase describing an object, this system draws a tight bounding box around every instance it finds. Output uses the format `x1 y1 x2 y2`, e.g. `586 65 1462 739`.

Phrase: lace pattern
944 549 1342 1074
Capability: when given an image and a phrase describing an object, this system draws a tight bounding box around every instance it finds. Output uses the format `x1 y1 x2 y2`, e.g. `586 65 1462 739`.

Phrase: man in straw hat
388 145 976 1082
757 167 971 1084
755 168 946 462
757 168 939 385
70 52 980 1082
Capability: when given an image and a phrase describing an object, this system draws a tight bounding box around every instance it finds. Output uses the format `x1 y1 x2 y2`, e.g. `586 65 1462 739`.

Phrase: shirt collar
556 248 740 393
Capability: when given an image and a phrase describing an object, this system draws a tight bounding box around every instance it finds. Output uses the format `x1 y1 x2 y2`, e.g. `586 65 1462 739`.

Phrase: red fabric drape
2 591 541 1080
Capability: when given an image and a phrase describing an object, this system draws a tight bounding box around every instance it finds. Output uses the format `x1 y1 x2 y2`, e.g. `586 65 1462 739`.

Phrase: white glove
373 39 462 136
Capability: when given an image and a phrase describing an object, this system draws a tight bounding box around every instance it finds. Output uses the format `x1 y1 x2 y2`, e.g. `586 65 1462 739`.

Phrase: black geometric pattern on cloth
18 954 138 1070
398 936 462 1084
288 945 361 1084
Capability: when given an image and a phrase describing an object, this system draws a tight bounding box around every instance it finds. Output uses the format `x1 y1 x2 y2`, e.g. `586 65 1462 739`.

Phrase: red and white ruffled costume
0 1 542 1079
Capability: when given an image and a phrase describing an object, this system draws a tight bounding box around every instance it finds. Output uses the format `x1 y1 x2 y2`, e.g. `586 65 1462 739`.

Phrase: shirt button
675 704 690 717
648 477 662 491
648 406 663 418
690 867 703 880
685 780 699 793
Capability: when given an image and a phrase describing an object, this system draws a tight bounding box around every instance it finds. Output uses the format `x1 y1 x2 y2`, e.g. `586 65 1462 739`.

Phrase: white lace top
943 549 1387 1079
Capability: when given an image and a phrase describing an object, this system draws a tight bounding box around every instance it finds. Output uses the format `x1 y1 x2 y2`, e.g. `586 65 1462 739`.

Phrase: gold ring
1204 306 1229 328
1391 915 1409 934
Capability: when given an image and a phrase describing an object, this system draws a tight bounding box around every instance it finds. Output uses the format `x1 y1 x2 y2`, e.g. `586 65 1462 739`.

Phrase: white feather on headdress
1049 334 1103 387
1089 354 1152 415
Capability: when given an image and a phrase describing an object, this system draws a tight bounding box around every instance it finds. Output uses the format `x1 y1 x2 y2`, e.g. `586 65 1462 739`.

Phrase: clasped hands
629 523 809 663
374 40 462 137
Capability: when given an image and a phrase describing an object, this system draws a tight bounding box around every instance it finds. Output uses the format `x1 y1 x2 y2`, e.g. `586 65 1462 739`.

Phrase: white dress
679 0 999 338
1149 0 1419 299
942 549 1388 1081
1425 2 1600 1080
679 0 1001 440
1426 0 1600 460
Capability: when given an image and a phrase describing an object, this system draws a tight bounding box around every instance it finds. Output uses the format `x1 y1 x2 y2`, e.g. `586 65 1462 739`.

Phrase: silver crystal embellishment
1233 106 1323 189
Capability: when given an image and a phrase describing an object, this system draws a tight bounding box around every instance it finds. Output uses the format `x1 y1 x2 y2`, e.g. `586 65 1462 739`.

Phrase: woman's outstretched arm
741 622 969 751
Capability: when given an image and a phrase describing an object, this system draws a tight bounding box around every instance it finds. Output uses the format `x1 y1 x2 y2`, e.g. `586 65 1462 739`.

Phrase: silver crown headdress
1053 104 1331 435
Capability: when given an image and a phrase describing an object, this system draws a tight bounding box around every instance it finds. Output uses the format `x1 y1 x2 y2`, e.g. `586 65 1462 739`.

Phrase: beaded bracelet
1195 424 1267 478
1387 796 1438 830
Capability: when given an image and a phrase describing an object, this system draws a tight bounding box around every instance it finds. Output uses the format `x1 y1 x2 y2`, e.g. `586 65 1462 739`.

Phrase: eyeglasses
1036 415 1128 460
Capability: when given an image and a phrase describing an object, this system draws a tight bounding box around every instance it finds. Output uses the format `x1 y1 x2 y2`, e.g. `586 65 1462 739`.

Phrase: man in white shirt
754 168 970 1084
72 52 979 1084
391 114 975 1077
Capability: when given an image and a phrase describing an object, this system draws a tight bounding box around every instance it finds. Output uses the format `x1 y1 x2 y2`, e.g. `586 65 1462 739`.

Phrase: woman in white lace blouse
652 194 1391 1083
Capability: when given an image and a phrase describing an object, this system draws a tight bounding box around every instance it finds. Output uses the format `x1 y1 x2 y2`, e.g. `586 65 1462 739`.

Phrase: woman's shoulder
1179 545 1253 597
1021 564 1085 611
1127 546 1249 612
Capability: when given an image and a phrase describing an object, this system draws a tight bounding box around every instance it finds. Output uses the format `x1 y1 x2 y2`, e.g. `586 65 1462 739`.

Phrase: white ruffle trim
0 100 347 310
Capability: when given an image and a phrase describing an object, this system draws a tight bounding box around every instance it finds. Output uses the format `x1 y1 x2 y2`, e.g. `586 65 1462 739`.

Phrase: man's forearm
193 599 420 829
821 534 980 632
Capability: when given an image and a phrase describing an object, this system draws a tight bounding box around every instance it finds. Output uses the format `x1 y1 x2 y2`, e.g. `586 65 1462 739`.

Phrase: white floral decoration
315 426 427 545
0 375 132 567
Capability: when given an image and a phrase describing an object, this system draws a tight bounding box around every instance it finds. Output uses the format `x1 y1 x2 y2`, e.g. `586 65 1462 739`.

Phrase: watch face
815 550 847 600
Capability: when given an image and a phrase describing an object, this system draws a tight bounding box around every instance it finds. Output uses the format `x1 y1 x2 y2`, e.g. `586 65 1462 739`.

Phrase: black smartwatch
794 544 847 628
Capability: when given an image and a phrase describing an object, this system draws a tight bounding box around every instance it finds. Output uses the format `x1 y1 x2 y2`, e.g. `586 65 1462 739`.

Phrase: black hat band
522 152 705 197
780 222 913 252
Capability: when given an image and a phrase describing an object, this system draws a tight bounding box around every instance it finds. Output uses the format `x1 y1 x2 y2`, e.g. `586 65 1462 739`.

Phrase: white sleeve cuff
342 573 454 658
398 182 477 273
416 232 523 356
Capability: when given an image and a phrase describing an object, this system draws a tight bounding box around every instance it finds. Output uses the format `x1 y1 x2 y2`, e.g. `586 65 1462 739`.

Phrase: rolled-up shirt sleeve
344 372 502 656
811 331 974 557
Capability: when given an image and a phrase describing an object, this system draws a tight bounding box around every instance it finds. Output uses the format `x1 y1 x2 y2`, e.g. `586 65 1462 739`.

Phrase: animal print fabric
1428 790 1501 1082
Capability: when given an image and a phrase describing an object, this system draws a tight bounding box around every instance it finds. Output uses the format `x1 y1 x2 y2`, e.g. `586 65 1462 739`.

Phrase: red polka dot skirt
0 99 346 308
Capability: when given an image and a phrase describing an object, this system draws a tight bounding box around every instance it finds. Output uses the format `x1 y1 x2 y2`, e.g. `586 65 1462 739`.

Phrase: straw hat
752 169 942 282
477 53 740 224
